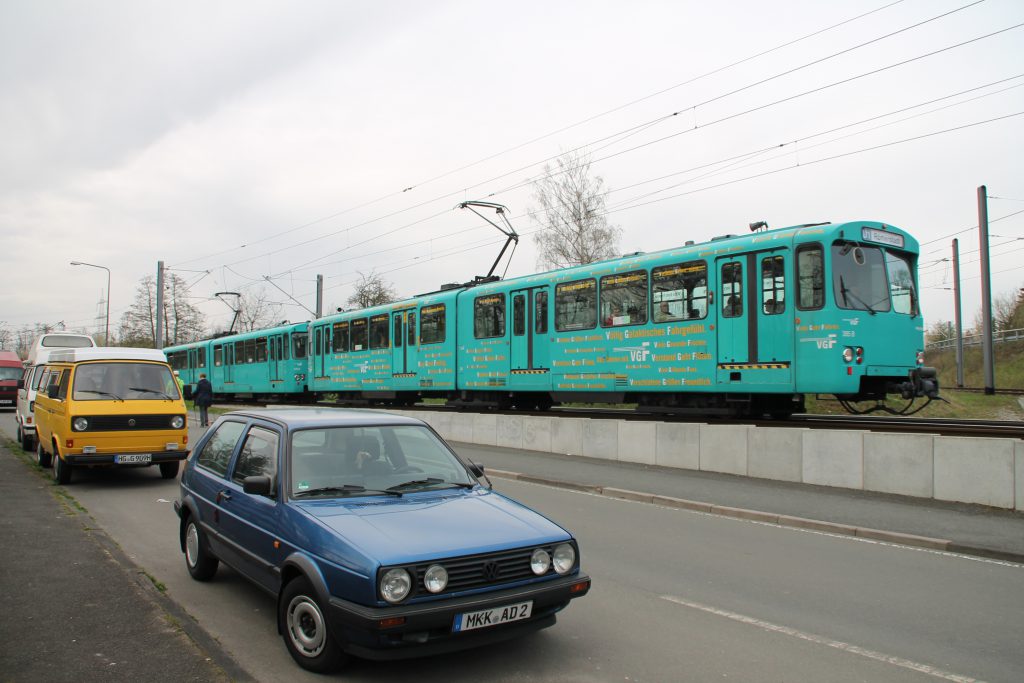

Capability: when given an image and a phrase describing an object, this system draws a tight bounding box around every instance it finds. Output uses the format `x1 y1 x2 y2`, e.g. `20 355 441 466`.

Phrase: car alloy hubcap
185 524 199 568
287 595 326 657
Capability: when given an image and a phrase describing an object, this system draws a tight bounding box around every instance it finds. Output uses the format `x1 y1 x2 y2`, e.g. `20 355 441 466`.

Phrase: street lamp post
70 261 110 344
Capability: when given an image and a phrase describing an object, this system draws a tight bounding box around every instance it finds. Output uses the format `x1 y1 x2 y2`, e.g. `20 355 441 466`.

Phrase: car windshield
0 367 22 381
289 425 476 497
72 362 179 401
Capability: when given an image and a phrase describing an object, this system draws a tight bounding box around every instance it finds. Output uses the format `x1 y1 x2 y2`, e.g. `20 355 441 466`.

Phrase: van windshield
0 367 22 381
73 362 180 401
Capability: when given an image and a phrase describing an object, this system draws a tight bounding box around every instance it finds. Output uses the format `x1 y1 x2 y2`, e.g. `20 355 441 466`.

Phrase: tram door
716 257 750 367
268 334 282 383
391 311 419 378
510 286 550 388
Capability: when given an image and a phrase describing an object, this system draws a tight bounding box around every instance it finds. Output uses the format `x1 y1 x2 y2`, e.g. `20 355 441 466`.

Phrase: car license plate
115 454 152 464
453 600 532 632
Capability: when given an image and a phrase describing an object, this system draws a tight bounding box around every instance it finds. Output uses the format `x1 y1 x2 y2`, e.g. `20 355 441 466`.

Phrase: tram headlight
916 351 924 366
842 348 854 363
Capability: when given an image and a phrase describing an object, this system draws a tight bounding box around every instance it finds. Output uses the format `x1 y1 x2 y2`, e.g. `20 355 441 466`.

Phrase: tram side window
293 332 307 359
333 322 349 353
885 251 918 316
535 291 548 334
721 262 743 318
393 316 403 348
214 345 223 367
408 312 417 346
167 351 185 370
256 337 268 363
600 271 647 327
797 246 825 310
198 348 206 367
351 319 368 351
555 279 597 332
235 341 244 364
370 315 389 349
652 261 707 322
474 295 506 339
513 295 525 336
761 256 785 315
420 305 446 345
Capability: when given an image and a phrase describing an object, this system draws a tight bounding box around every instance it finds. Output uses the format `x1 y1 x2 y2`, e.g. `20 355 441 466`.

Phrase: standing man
194 373 214 427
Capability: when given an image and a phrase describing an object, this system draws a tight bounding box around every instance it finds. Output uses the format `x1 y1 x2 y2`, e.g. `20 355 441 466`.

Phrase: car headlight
530 548 551 576
170 415 185 429
72 417 89 432
423 564 448 593
552 543 576 575
380 568 412 604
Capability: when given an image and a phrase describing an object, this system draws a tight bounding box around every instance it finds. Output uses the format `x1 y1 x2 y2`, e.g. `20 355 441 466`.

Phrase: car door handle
217 490 232 503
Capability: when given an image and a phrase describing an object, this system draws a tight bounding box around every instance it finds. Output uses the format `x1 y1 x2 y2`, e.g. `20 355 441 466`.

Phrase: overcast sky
2 0 1022 340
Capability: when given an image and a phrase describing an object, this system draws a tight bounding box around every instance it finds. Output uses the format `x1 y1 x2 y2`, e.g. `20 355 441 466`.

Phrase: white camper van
15 333 96 451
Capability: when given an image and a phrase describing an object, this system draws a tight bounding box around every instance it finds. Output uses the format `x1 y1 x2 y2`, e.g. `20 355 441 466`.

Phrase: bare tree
347 271 399 310
237 288 285 332
529 150 621 270
119 274 205 347
0 322 11 351
925 319 954 345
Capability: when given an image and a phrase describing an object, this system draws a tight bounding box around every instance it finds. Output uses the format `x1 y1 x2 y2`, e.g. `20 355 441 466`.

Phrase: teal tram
164 322 310 401
298 220 938 417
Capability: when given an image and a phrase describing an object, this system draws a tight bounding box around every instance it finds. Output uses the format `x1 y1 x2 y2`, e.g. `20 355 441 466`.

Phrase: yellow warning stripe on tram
717 363 791 370
510 369 550 375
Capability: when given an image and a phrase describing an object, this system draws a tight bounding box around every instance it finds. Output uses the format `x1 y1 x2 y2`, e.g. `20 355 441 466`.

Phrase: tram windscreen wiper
839 276 877 315
293 485 402 498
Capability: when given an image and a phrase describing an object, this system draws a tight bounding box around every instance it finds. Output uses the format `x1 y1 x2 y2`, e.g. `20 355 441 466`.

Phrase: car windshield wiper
129 387 173 399
839 276 877 315
386 478 474 492
293 485 402 498
78 389 122 401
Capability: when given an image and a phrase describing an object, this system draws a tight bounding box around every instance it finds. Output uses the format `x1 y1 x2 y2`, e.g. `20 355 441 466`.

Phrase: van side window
197 421 246 478
57 370 70 399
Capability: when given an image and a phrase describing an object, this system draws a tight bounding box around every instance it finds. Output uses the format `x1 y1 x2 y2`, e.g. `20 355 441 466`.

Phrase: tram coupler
893 367 939 400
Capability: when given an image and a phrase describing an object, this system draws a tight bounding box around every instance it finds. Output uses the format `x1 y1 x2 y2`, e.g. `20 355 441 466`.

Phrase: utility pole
316 275 323 319
977 186 995 395
952 239 964 388
155 261 165 350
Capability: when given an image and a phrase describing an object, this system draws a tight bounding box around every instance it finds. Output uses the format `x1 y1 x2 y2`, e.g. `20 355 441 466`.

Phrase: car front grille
79 415 178 431
407 544 574 596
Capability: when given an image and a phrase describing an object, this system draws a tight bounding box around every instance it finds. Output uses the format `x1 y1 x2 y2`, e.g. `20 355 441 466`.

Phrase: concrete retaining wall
400 410 1023 512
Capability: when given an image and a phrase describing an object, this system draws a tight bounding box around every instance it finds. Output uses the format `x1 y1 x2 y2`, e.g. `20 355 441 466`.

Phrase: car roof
219 407 427 431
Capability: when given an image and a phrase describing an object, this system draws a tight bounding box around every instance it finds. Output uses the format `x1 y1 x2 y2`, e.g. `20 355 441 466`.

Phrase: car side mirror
17 379 24 389
182 384 193 400
243 474 274 497
47 384 59 399
469 462 485 478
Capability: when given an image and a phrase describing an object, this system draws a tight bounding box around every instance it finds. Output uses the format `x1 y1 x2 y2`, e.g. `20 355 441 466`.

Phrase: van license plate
115 454 151 464
453 601 532 632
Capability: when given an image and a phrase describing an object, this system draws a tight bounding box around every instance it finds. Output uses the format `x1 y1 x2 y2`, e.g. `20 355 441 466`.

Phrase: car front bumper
328 573 591 660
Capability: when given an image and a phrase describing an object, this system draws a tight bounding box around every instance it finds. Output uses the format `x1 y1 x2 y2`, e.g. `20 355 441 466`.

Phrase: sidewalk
0 441 248 683
449 441 1024 563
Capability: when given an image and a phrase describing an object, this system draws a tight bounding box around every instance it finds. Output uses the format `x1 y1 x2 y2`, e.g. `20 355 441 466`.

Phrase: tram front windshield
831 243 917 316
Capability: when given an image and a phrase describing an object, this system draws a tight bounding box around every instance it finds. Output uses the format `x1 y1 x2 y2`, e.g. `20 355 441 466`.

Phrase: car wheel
53 449 71 485
159 461 180 479
184 518 218 581
36 441 52 469
279 577 348 673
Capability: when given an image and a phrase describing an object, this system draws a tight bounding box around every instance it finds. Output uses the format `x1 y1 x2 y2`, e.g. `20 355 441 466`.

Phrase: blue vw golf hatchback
175 408 590 672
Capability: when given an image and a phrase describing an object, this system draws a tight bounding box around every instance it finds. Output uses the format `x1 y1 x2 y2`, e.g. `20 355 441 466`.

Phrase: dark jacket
193 378 214 407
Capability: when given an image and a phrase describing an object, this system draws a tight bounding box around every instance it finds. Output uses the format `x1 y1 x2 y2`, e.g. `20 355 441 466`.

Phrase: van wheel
53 450 72 485
280 577 348 673
36 441 52 468
159 461 180 479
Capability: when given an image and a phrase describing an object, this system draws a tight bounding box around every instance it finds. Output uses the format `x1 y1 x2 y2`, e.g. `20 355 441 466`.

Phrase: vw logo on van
128 418 136 427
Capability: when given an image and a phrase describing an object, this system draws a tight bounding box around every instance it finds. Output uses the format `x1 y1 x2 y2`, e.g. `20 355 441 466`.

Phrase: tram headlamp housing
842 348 854 363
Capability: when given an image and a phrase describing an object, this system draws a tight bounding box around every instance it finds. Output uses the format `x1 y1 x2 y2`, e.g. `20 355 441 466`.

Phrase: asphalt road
3 413 1023 682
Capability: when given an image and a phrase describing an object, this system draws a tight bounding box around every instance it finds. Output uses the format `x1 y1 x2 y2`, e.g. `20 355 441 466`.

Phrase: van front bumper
64 451 189 465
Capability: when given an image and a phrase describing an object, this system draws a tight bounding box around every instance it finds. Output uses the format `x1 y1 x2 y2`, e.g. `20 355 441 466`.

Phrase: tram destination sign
862 227 904 248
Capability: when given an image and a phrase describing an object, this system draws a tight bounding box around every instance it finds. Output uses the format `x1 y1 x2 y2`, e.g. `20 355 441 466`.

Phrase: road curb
486 468 1024 564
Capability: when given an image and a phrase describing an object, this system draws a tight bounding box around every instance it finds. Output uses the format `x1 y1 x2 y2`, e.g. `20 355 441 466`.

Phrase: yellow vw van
34 348 190 484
